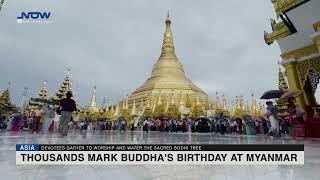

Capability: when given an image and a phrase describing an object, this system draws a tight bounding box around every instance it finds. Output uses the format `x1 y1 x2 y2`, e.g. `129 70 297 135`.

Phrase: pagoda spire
165 93 170 111
222 95 227 111
185 94 192 108
146 96 151 108
179 91 184 106
114 103 119 116
196 95 201 106
36 80 48 100
215 92 222 114
204 97 210 110
171 92 175 105
111 105 114 114
278 64 288 91
152 95 156 113
88 86 98 112
160 11 175 58
122 100 125 110
251 94 258 116
139 99 144 112
125 98 129 110
51 69 73 102
157 92 162 105
131 100 137 115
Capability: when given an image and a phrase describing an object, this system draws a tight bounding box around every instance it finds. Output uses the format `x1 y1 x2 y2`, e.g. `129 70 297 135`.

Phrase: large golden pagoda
127 14 208 108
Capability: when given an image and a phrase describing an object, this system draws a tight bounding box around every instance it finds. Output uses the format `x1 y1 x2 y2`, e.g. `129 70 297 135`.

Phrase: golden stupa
127 14 208 107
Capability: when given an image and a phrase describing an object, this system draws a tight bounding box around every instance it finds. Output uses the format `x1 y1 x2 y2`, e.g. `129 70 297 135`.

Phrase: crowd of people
0 92 306 138
0 111 297 137
0 91 77 137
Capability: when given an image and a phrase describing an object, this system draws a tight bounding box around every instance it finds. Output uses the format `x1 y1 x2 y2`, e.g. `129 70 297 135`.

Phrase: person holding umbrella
280 90 306 137
265 101 280 137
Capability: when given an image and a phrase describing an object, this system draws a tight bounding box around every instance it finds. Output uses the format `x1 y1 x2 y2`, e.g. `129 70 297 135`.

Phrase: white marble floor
0 130 319 180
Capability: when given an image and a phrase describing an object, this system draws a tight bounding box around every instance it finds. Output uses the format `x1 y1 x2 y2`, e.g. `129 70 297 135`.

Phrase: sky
0 0 282 107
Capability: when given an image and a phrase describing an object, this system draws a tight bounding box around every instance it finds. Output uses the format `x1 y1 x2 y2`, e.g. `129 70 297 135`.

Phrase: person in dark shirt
57 92 76 137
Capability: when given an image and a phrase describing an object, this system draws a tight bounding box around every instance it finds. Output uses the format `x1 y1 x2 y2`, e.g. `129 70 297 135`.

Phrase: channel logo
17 11 52 24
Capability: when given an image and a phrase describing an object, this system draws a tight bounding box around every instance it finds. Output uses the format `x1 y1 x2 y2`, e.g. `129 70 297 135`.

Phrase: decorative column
284 61 306 110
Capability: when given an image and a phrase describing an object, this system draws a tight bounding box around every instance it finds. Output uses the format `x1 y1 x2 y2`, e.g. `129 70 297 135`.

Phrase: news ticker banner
16 144 304 165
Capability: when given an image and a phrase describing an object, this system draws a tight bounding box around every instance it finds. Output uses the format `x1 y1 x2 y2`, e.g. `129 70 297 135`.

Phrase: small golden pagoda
0 84 18 115
87 86 99 113
233 96 247 118
27 80 48 113
127 13 208 109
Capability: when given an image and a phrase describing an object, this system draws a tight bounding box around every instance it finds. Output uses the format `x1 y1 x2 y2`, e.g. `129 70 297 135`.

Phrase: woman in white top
41 104 55 134
266 101 280 137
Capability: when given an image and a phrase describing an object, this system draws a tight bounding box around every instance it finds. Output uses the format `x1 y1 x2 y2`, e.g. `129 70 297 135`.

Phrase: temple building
265 0 320 113
265 0 320 136
0 85 18 115
50 69 73 106
27 81 48 113
126 14 209 114
26 69 74 115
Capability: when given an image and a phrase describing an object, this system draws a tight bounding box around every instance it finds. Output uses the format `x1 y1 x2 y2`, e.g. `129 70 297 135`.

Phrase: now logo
17 12 51 19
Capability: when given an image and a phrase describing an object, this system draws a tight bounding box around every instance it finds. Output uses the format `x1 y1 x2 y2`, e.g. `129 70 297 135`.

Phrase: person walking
57 92 77 137
266 101 280 137
41 104 55 134
32 107 44 133
287 97 305 137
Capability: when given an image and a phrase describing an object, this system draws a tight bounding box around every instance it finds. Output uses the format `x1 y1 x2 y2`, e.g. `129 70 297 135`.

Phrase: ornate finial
166 10 170 23
67 68 71 76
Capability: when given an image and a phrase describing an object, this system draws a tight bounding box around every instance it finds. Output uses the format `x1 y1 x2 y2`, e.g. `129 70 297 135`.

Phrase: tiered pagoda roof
28 81 48 109
50 69 73 105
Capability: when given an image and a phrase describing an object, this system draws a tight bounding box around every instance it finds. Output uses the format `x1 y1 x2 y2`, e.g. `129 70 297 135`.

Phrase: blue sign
17 12 51 20
16 144 40 151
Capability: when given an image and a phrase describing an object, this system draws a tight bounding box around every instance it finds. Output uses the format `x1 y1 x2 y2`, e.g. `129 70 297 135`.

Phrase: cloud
0 0 281 107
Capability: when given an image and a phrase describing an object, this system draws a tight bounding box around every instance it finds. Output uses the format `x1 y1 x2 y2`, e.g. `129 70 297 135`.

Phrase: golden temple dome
127 14 208 107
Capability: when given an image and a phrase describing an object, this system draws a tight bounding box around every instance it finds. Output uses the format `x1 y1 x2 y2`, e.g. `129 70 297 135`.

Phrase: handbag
39 116 45 124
